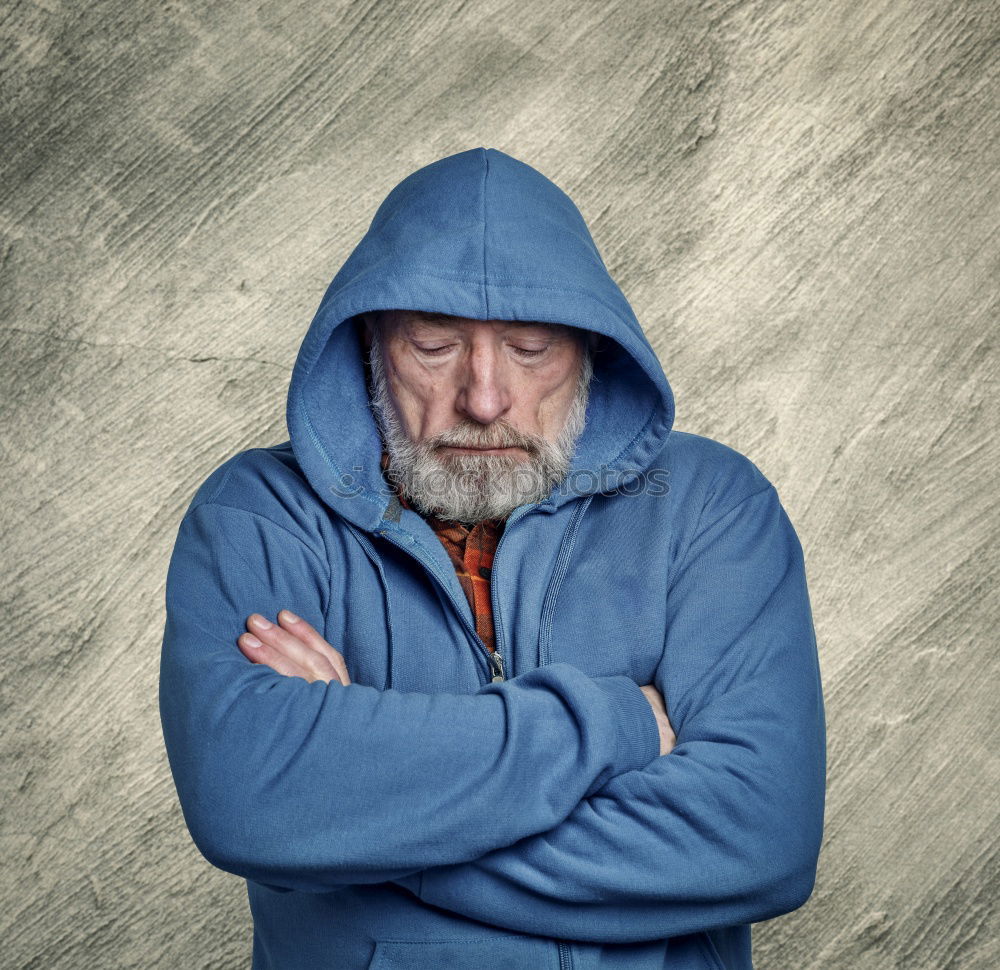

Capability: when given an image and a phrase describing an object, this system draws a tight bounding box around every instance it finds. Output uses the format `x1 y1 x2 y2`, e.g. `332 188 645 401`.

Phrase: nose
454 343 513 426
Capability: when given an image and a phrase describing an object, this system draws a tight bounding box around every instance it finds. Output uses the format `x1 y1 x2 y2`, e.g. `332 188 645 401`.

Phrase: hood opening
286 148 674 531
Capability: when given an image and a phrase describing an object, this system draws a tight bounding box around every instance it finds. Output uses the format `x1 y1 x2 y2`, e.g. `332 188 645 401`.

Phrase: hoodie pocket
367 936 555 969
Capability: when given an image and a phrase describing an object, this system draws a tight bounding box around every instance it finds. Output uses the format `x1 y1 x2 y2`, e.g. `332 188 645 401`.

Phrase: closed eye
415 344 548 358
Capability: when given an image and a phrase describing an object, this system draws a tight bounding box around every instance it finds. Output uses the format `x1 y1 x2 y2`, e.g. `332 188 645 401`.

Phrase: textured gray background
1 0 997 967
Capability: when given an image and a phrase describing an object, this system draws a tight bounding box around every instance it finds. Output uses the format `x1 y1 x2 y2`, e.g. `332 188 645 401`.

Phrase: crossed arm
160 476 824 944
235 609 677 758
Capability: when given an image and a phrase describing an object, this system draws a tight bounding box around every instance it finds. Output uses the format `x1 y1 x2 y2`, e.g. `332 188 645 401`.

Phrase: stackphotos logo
329 465 670 499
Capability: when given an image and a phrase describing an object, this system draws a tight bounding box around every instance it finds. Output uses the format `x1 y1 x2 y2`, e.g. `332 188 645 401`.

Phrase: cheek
389 356 437 403
536 358 584 421
522 375 572 426
392 370 457 434
542 354 584 401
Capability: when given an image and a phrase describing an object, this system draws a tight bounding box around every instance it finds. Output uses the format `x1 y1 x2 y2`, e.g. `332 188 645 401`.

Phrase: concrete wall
1 0 996 966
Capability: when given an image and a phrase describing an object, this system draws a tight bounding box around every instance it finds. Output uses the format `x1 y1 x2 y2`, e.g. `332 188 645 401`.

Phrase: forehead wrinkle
380 310 584 344
426 318 573 337
400 310 553 326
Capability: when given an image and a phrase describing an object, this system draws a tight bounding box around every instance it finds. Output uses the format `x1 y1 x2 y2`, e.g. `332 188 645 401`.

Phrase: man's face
362 309 594 524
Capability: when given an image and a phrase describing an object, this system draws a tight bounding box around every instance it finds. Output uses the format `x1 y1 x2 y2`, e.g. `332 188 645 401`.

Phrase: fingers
275 610 351 686
239 612 342 684
640 684 667 714
237 631 314 680
639 683 676 757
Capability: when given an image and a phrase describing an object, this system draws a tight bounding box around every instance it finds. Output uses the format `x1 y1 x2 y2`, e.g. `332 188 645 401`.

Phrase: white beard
366 324 592 525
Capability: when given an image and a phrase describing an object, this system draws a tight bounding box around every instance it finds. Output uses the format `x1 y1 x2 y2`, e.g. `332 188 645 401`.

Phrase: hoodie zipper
376 526 496 681
559 942 574 970
378 503 576 970
483 502 536 682
376 504 533 685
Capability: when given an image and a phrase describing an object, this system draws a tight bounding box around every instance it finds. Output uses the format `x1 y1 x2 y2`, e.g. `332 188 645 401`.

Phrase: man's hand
237 610 352 685
640 683 677 756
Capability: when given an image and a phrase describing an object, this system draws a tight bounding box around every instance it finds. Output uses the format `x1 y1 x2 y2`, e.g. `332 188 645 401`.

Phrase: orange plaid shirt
381 450 505 653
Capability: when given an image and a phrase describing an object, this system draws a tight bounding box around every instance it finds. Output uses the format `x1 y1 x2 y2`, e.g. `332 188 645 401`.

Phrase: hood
286 147 675 533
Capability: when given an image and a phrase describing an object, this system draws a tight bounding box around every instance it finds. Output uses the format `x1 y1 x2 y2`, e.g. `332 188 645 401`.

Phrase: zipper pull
490 650 505 682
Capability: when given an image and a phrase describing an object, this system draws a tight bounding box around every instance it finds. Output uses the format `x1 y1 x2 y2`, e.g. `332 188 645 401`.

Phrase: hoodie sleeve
403 481 827 943
158 498 661 894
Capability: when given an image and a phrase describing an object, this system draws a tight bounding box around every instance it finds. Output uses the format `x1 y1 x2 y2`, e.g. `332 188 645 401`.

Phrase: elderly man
159 148 826 970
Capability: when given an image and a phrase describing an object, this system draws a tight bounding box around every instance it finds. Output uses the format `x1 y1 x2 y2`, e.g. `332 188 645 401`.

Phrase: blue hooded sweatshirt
159 147 826 970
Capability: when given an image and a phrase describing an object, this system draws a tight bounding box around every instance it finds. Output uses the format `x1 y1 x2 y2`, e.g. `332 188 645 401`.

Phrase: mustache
430 421 540 453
